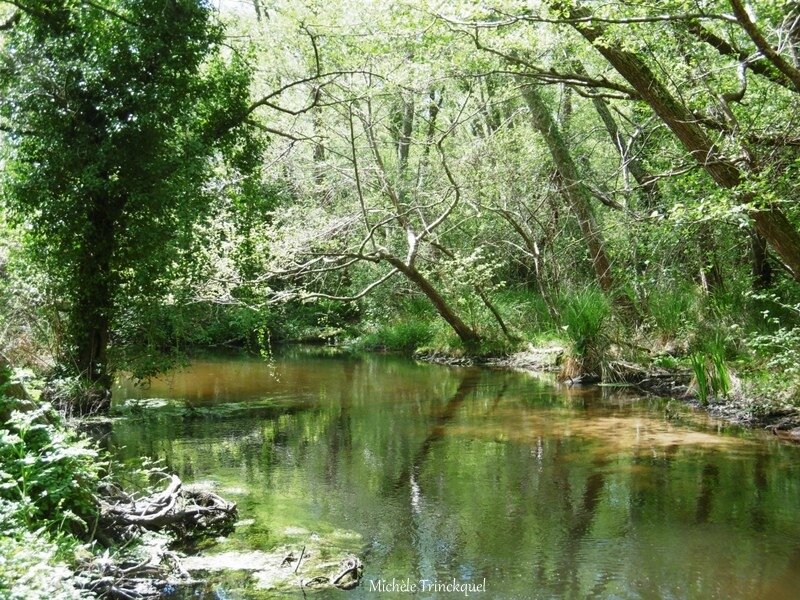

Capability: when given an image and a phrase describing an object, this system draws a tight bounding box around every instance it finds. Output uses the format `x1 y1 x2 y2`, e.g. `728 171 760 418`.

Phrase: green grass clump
359 321 433 353
690 342 731 406
559 287 610 357
648 283 698 340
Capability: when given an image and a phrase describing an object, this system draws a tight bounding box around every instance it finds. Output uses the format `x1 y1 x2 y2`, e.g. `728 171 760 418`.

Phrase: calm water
111 350 800 599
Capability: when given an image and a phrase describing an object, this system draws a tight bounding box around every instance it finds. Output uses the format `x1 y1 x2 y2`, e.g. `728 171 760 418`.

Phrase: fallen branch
99 475 237 543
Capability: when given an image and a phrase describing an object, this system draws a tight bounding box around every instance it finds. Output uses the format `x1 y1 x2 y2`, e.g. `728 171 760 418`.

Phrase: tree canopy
1 0 800 409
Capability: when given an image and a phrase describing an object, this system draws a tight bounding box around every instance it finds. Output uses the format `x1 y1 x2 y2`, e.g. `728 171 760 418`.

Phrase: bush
0 371 103 598
0 519 87 600
0 395 103 537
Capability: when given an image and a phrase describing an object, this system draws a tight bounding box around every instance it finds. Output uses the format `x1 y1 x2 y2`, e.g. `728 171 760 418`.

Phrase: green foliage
710 349 731 398
359 321 433 353
745 293 800 383
559 287 610 357
0 396 103 536
0 522 87 600
0 387 107 596
690 344 731 406
495 288 557 339
648 284 699 340
0 0 259 385
436 247 506 328
111 300 271 381
690 352 710 406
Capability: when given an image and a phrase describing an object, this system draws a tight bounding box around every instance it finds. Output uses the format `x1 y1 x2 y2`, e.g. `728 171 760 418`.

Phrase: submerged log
302 555 363 591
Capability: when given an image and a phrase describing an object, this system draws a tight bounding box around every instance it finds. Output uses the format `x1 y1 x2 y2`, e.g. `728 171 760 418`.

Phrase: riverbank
412 344 800 436
0 365 243 599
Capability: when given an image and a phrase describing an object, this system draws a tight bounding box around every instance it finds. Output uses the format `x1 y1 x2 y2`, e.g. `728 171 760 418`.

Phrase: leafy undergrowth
0 378 104 598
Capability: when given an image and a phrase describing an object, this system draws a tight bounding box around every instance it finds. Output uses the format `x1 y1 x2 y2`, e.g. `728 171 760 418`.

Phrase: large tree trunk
556 2 800 282
728 0 800 92
66 198 118 413
520 84 616 295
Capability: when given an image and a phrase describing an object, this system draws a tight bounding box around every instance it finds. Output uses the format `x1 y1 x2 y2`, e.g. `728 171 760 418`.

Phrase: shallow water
111 349 800 599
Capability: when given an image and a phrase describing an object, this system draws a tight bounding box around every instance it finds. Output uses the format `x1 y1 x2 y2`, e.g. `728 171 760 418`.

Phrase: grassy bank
343 284 800 430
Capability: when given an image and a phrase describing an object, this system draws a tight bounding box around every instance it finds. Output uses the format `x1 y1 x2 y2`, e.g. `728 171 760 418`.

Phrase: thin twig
294 545 306 574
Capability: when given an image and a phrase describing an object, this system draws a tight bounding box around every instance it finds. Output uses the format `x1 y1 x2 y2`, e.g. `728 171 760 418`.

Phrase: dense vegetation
2 0 800 593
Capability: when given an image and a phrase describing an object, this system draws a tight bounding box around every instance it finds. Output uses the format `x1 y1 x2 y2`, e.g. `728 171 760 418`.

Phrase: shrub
0 395 103 537
0 522 87 600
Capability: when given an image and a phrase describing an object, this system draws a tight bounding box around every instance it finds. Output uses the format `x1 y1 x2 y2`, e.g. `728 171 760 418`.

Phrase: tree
519 83 618 298
0 0 256 410
546 0 800 283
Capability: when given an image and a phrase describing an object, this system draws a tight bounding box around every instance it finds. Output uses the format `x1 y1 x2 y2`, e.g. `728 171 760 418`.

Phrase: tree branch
729 0 800 91
296 268 399 301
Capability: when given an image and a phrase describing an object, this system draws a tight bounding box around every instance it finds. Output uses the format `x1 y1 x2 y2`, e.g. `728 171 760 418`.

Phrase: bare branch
434 8 736 30
296 268 399 301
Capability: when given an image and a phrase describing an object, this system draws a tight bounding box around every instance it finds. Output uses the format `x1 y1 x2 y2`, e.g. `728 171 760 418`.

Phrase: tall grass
648 284 698 340
358 321 433 353
690 352 709 405
560 287 610 356
690 343 730 405
493 288 556 338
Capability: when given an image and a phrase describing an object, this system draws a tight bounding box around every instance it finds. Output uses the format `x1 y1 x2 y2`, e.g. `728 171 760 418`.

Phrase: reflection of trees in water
392 368 484 492
324 360 355 486
390 369 485 586
110 357 800 598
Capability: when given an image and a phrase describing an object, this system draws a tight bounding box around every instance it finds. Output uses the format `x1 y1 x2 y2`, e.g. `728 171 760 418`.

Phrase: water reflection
112 351 800 599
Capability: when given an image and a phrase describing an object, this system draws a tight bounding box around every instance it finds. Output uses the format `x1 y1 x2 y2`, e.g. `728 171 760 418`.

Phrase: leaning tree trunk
520 84 617 296
555 1 800 282
383 255 481 347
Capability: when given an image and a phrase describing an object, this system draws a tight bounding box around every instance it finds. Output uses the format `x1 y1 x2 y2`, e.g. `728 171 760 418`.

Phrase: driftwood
78 475 237 598
330 555 363 590
99 475 237 542
302 555 363 591
79 552 187 600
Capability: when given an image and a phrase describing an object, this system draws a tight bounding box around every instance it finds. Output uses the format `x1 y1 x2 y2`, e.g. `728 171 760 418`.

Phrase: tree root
78 475 238 598
302 555 363 591
99 475 237 543
78 551 191 599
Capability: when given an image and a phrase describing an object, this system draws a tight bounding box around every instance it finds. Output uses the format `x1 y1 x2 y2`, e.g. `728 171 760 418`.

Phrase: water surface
111 350 800 599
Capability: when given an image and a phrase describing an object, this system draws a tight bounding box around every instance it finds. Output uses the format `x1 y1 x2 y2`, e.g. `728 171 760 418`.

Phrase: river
111 349 800 599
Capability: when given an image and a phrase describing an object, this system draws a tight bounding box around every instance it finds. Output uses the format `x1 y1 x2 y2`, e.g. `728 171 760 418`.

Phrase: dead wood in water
99 475 237 542
79 552 191 599
78 475 238 598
